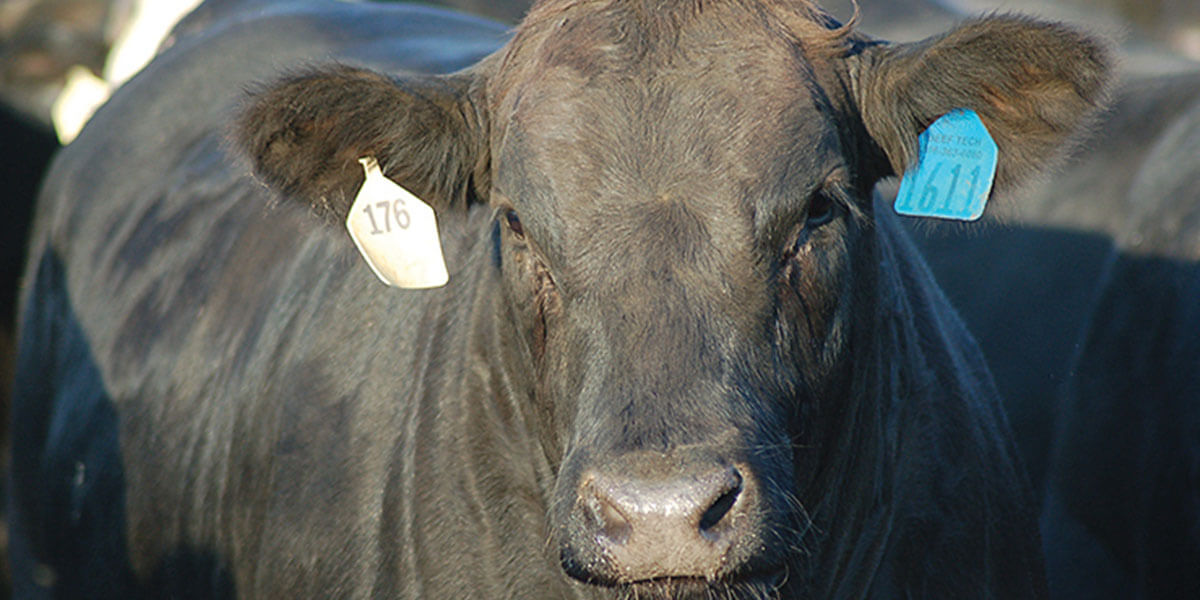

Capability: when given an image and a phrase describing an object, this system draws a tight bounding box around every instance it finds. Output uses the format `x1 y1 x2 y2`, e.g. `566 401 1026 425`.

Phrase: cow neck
793 212 897 597
802 206 1031 597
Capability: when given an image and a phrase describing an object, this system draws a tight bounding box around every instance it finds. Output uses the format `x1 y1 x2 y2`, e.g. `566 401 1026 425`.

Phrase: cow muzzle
559 451 762 585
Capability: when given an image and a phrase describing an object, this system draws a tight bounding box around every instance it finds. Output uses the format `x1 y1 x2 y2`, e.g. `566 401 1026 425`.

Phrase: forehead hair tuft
501 0 862 77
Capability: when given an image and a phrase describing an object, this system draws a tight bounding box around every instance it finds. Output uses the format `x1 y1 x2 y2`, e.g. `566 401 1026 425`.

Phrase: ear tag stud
346 157 449 288
894 108 998 221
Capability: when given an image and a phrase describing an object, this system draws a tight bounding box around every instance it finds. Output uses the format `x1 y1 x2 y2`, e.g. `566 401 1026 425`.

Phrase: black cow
10 1 1111 598
0 99 58 600
911 68 1200 599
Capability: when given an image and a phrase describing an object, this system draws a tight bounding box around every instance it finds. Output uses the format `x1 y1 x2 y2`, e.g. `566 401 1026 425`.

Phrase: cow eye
784 189 841 261
504 209 525 238
805 192 835 229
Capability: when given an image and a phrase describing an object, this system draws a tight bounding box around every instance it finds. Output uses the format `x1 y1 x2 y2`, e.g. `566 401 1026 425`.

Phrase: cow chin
608 575 783 600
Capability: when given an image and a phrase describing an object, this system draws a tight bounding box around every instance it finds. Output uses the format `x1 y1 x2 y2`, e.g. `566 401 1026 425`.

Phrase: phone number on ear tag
894 108 998 221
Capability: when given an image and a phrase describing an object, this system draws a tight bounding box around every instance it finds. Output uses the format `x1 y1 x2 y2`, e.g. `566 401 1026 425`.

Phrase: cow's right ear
234 63 490 222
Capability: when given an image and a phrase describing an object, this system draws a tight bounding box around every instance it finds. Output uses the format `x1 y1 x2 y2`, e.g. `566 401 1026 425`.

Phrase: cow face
237 1 1108 596
488 4 866 591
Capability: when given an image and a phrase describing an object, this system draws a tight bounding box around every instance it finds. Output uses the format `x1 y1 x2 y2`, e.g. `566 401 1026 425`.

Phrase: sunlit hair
512 0 860 55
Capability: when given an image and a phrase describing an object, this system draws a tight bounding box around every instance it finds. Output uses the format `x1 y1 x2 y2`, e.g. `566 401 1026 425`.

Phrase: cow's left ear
234 61 491 223
852 15 1112 192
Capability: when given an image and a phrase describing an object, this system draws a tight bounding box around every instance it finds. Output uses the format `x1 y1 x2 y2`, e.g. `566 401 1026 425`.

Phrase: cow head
236 1 1108 596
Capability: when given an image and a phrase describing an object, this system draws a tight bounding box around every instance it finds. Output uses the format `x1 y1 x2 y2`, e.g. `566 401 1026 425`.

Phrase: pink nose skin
579 465 746 582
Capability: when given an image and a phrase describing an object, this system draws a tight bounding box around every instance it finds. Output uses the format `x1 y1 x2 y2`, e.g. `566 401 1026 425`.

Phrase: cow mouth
608 572 784 600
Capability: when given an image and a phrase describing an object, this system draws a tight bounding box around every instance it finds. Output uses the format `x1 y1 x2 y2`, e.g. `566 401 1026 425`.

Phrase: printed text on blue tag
894 109 998 221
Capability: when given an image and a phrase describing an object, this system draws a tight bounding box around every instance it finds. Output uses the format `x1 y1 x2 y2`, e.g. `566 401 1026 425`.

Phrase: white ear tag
346 157 449 288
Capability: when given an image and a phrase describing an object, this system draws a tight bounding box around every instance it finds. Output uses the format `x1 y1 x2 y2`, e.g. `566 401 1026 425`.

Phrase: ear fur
234 64 490 223
854 15 1113 194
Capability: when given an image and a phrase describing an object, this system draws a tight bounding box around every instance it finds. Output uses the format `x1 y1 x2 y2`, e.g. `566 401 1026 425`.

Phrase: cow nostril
698 469 742 534
597 497 632 544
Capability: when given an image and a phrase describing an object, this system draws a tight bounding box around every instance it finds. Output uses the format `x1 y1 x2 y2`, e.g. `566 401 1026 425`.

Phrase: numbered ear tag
346 157 449 288
894 109 998 221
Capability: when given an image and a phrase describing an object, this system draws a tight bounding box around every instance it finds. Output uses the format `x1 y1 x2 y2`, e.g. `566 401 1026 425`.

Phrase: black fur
910 68 1200 600
14 2 1114 598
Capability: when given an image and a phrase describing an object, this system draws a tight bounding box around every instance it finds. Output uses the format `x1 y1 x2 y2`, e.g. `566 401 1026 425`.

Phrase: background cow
11 0 1111 598
910 68 1200 598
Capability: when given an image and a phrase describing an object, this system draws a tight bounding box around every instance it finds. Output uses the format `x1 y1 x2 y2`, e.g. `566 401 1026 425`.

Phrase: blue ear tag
894 109 998 221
